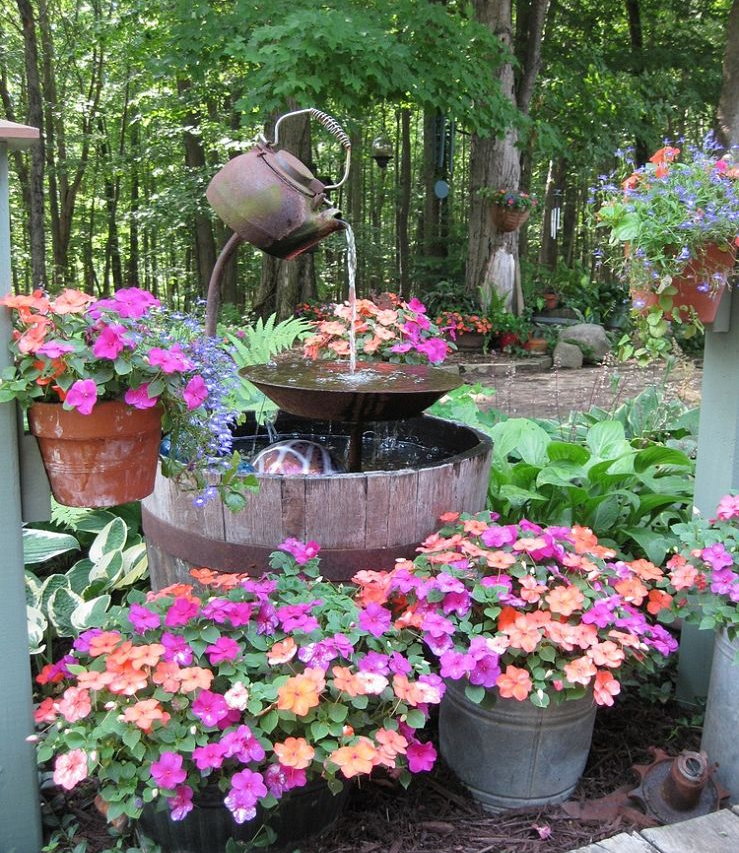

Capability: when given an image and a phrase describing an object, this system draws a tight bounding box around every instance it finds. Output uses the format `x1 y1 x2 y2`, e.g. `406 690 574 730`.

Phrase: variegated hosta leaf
89 517 127 563
71 595 112 632
26 605 48 655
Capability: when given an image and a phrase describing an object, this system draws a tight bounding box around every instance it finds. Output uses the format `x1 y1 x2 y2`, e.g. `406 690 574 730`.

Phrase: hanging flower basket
28 400 162 507
489 205 531 232
630 243 735 323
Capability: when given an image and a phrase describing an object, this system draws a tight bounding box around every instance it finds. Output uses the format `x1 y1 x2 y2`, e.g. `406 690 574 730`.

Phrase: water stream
344 223 358 373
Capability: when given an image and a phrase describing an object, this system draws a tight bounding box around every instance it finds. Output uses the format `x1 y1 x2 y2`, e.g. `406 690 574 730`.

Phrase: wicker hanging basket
489 205 531 232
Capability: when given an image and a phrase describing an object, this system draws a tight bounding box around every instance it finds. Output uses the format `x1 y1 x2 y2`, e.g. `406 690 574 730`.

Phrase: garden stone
559 323 610 363
552 340 583 370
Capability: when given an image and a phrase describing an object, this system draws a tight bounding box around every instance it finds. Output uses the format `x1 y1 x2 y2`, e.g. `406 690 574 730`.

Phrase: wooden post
676 286 739 705
0 119 43 852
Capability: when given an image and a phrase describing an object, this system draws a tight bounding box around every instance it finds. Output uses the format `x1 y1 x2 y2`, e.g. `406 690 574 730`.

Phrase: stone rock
559 323 610 363
552 340 584 370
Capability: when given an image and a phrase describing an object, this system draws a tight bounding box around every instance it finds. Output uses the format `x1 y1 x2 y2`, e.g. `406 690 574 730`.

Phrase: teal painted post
0 130 43 851
676 288 739 705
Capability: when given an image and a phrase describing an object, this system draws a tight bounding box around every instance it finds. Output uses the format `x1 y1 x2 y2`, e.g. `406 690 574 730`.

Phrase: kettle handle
272 108 351 191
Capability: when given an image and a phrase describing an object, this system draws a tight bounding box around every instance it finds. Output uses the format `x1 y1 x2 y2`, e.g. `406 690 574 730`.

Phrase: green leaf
71 595 112 631
464 683 486 704
89 517 127 563
310 721 330 740
490 418 550 466
22 529 80 564
405 709 426 728
585 421 630 460
633 445 692 472
327 703 348 723
48 586 84 634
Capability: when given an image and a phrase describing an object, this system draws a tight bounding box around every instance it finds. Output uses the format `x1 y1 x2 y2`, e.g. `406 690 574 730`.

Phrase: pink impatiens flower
406 740 437 773
65 379 98 415
124 383 160 409
183 374 208 410
278 538 320 565
167 784 194 820
147 344 193 374
53 748 88 790
715 494 739 521
37 340 75 358
150 751 187 789
92 324 130 359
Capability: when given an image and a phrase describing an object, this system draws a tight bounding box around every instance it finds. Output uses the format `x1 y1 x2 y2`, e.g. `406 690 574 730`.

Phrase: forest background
1 0 736 323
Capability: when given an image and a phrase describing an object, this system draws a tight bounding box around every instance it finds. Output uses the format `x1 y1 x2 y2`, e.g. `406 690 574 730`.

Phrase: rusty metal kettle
206 108 351 261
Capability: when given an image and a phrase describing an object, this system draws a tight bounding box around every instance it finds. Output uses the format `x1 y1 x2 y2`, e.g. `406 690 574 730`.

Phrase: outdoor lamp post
371 134 394 169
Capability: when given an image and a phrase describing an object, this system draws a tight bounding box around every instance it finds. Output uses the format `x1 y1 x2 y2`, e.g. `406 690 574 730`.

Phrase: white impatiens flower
224 681 250 710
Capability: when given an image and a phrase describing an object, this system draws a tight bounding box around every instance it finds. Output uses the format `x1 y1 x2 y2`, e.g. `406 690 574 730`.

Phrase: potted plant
435 310 493 352
480 188 538 232
34 540 441 851
302 293 451 364
353 512 678 812
664 495 739 800
0 287 244 507
595 135 739 360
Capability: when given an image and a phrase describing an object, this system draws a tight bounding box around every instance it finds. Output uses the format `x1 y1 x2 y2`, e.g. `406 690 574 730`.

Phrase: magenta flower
276 602 320 633
715 494 739 520
147 344 193 374
192 742 226 771
278 537 320 565
439 650 474 680
167 784 194 821
161 632 194 666
97 287 161 319
406 741 437 773
150 751 186 789
220 725 266 763
206 636 241 665
468 653 501 688
415 337 448 363
406 297 426 314
264 763 307 797
183 374 208 410
65 379 98 415
225 769 267 824
164 596 200 627
480 524 519 548
358 602 392 637
92 324 130 359
128 603 160 633
124 384 160 409
701 544 733 572
223 601 254 627
191 690 230 727
37 340 75 358
358 651 390 675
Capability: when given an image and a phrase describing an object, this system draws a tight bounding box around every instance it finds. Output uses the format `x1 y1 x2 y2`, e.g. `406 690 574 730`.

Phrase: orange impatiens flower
189 567 249 590
586 640 625 669
496 665 533 701
545 584 585 617
267 637 298 665
52 288 96 315
564 655 597 686
614 576 648 606
122 698 170 732
544 620 598 651
593 669 621 706
177 667 214 693
152 661 182 694
503 614 543 654
649 146 680 164
273 737 315 770
519 574 547 603
329 738 379 778
629 559 663 582
277 672 323 716
332 666 363 698
571 525 616 559
87 631 123 658
646 588 673 615
463 518 489 536
75 669 114 692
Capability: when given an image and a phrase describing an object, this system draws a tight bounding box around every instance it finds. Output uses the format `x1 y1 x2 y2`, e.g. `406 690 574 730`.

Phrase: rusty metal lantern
371 134 394 168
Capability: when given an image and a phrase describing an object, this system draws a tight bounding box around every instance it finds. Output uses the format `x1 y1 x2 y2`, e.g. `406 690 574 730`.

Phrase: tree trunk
16 0 46 288
717 0 739 148
466 0 549 313
625 0 649 166
177 79 216 297
397 108 412 298
127 120 140 287
252 108 316 319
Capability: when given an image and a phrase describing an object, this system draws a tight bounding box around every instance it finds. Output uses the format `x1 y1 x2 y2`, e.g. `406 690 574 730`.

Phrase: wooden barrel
142 414 492 587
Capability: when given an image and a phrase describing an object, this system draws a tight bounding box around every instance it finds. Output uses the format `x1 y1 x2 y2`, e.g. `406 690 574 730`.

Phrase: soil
45 357 707 853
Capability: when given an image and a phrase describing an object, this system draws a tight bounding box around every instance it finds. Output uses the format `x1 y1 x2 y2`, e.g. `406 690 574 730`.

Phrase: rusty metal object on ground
629 747 729 824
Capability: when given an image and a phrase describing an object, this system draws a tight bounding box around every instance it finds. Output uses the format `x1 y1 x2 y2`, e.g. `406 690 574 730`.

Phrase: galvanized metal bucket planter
700 628 739 802
440 679 596 813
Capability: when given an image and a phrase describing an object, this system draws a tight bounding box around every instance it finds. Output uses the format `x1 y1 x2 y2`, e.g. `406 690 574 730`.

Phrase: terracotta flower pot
489 205 531 232
630 243 735 323
523 337 548 354
455 332 487 352
28 400 162 507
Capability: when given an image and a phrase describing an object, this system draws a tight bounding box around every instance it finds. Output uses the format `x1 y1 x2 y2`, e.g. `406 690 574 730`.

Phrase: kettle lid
264 146 325 197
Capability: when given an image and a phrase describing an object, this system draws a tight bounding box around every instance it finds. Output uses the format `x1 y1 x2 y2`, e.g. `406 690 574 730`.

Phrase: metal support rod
205 232 244 336
0 138 43 852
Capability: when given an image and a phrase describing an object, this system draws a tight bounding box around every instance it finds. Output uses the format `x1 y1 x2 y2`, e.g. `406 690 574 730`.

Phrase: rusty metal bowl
241 361 462 423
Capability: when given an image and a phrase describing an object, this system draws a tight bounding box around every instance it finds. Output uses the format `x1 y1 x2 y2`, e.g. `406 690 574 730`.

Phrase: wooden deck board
640 809 739 853
567 809 739 853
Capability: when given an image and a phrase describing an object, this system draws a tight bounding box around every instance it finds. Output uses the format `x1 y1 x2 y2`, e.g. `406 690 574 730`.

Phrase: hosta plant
353 512 678 709
34 542 441 827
